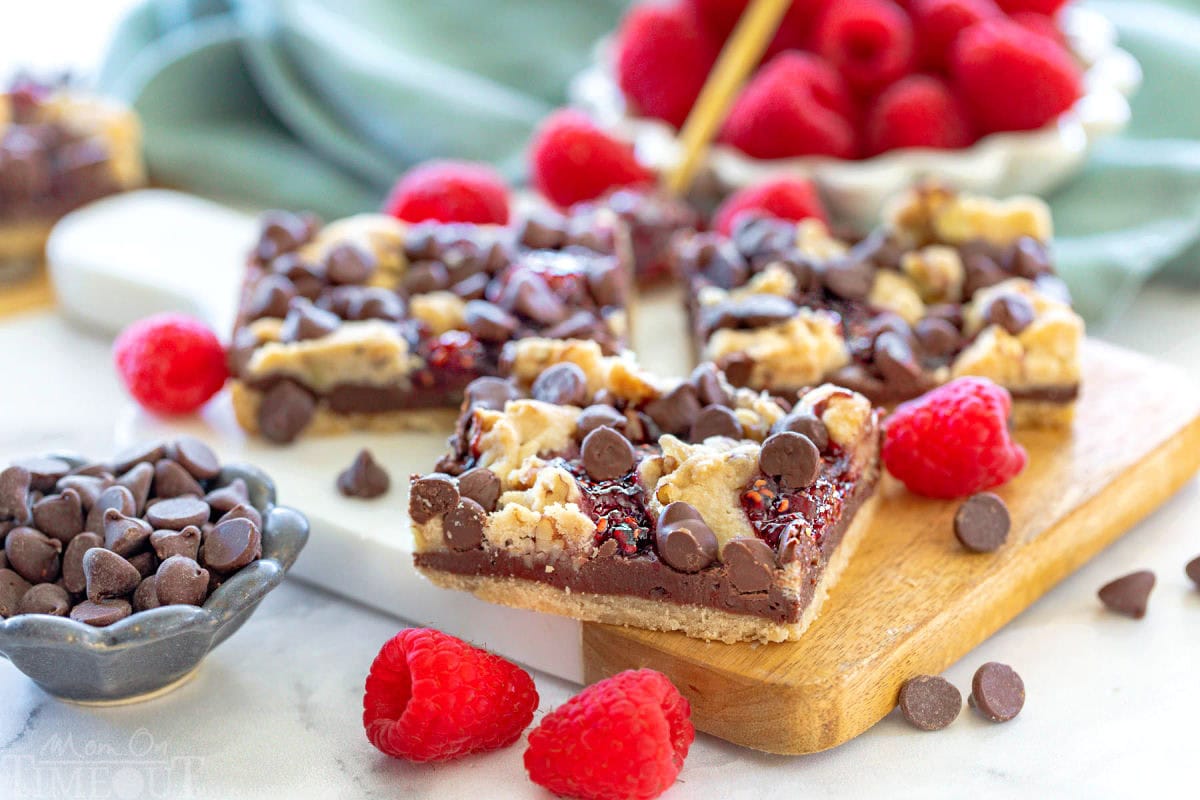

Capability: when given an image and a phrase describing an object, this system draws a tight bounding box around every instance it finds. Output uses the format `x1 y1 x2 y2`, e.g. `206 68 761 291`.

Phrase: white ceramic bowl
570 7 1142 227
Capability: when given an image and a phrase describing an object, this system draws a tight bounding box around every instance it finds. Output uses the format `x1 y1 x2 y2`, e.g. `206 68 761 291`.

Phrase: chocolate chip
246 274 296 320
657 501 702 530
543 310 602 341
581 426 636 482
821 257 874 301
656 517 718 573
337 449 390 499
222 503 265 532
444 498 486 551
129 550 159 579
954 493 1010 553
258 380 316 443
457 467 501 512
83 547 141 602
324 242 376 285
645 383 702 437
1098 570 1155 619
31 489 83 543
0 466 32 522
874 332 928 392
0 569 32 617
710 295 797 332
404 261 451 294
70 599 132 627
351 287 406 321
690 363 732 407
464 377 518 412
723 537 776 593
719 354 755 388
17 582 71 616
827 364 885 399
154 459 205 499
151 526 202 561
1187 556 1200 589
115 460 154 515
1007 237 1050 278
111 441 168 473
962 252 1006 297
970 662 1025 722
451 272 490 301
62 532 103 594
519 213 568 249
86 484 136 534
56 474 109 510
464 300 518 343
772 411 829 451
503 272 567 325
174 436 221 480
204 478 250 514
255 210 315 261
410 474 460 524
689 405 741 442
5 527 61 583
914 316 961 357
280 299 341 342
898 675 962 731
155 556 210 606
103 509 154 556
759 432 821 490
133 576 160 612
983 294 1035 336
203 517 262 572
13 457 69 493
145 497 211 531
577 404 626 440
532 362 588 406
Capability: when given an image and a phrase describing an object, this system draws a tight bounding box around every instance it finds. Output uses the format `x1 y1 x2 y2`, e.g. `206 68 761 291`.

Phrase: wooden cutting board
583 340 1200 754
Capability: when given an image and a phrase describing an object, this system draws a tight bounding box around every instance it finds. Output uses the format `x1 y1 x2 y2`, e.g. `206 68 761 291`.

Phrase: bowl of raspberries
572 0 1141 225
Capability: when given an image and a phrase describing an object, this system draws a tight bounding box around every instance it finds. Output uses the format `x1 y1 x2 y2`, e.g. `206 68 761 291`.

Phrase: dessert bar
228 210 632 442
674 185 1084 427
0 78 144 273
410 338 881 643
568 188 700 284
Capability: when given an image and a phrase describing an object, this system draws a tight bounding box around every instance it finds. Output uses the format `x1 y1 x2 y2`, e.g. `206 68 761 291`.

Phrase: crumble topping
243 320 419 390
297 213 407 285
473 400 581 486
704 312 850 391
868 269 926 325
795 218 848 259
885 184 1052 247
409 291 466 335
650 436 761 549
901 245 965 304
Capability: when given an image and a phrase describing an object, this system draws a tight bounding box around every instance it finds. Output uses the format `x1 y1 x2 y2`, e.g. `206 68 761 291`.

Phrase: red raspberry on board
882 377 1028 498
995 0 1069 15
813 0 915 94
951 18 1083 133
711 177 828 236
615 2 718 129
383 160 511 225
865 74 974 155
529 109 654 208
910 0 1001 72
113 313 228 415
363 628 538 763
719 52 856 160
524 669 694 800
1009 11 1067 46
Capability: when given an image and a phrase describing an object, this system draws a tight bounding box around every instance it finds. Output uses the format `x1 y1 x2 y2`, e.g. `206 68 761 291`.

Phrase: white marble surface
0 286 1198 799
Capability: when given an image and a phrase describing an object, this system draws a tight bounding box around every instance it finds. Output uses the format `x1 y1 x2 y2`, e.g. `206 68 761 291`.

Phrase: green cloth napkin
98 0 1200 323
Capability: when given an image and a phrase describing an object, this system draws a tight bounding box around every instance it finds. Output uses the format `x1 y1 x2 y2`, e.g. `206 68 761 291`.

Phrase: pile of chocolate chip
0 438 264 627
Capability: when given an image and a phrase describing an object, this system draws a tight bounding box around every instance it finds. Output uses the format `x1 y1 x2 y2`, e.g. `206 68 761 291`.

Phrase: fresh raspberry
865 74 974 155
813 0 915 95
529 109 654 208
719 52 856 160
687 0 831 58
882 377 1028 498
711 177 828 236
363 628 538 763
615 2 718 129
910 0 1001 72
951 18 1083 133
995 0 1069 15
1009 11 1066 46
524 669 694 800
383 160 510 225
113 313 228 415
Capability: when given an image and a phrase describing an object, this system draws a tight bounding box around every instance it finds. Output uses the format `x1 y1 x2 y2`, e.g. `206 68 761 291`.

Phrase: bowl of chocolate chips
0 438 308 703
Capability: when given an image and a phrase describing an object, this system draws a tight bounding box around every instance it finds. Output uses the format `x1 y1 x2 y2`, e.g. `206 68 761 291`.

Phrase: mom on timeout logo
0 728 204 799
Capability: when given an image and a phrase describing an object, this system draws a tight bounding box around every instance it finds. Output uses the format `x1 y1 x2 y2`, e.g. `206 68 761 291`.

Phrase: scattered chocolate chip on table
898 675 962 731
970 663 1025 723
1097 570 1156 619
954 492 1011 553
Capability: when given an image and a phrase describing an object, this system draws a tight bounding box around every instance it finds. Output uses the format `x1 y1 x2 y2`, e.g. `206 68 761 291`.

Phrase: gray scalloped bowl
0 459 308 704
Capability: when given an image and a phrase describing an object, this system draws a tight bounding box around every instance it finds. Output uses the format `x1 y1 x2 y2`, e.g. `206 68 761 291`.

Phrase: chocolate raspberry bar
674 185 1084 427
228 210 631 442
568 188 700 284
0 78 144 275
410 339 881 643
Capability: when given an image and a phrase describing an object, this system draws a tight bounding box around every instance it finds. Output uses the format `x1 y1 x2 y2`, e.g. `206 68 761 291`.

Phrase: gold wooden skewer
663 0 792 197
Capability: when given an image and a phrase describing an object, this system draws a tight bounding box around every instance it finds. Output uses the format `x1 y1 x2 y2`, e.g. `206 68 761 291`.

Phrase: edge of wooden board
582 341 1200 754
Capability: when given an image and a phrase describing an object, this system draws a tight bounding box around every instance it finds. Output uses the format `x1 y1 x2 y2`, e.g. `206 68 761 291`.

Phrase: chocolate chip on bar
1097 570 1156 619
444 499 486 552
655 503 718 574
257 380 317 444
689 405 741 442
953 493 1010 553
532 362 588 406
336 449 390 499
759 432 821 491
410 475 460 525
722 538 777 594
581 426 636 482
969 662 1025 723
898 675 962 731
457 467 500 512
